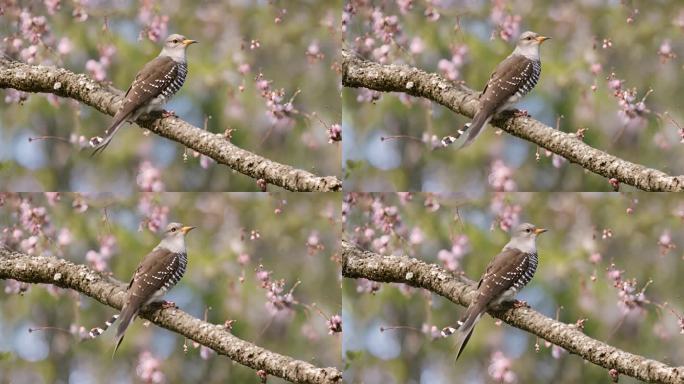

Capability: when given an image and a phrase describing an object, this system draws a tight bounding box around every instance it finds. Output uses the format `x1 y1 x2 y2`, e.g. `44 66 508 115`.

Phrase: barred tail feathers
88 314 119 339
112 304 138 358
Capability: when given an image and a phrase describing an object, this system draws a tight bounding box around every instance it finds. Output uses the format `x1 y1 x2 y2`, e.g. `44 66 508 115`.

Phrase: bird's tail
112 304 138 358
449 301 486 362
441 112 492 148
88 314 120 339
90 114 128 157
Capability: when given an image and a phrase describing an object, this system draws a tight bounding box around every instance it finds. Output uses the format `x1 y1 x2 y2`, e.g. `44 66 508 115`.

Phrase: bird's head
164 222 196 238
517 31 551 48
160 34 198 62
513 31 550 60
513 222 548 240
164 34 198 50
505 222 547 253
158 222 195 253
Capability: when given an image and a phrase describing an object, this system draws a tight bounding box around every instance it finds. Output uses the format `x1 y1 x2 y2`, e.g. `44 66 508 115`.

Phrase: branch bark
341 240 684 384
341 50 684 192
0 58 341 192
0 247 342 384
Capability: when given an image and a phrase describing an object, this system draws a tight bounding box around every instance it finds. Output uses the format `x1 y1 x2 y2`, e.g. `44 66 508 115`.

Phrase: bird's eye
526 36 532 40
526 228 532 233
171 227 177 232
172 39 178 43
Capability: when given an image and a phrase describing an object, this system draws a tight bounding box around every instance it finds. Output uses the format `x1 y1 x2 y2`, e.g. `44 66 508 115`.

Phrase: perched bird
91 34 198 155
442 222 547 361
88 222 195 356
442 31 550 148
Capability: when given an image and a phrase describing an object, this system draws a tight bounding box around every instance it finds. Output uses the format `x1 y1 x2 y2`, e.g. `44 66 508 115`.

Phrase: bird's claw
512 300 529 309
161 110 177 118
513 109 529 117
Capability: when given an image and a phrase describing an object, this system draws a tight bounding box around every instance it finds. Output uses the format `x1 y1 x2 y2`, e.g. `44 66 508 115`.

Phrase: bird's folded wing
475 247 530 304
479 54 536 114
126 247 180 309
116 56 178 118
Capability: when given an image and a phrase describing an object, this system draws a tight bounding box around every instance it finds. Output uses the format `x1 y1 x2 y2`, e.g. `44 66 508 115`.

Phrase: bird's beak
534 228 548 235
536 36 551 44
180 226 196 234
182 39 198 46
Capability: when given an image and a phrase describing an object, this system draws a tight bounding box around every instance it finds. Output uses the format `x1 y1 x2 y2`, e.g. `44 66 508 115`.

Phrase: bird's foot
512 299 529 309
513 109 529 118
161 110 177 118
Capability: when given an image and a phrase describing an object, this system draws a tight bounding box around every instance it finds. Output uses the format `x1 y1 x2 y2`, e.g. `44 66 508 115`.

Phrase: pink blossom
305 41 324 64
57 37 72 55
488 351 517 383
437 234 469 271
136 351 166 383
488 160 517 191
408 227 424 245
327 314 342 334
136 161 165 192
44 0 61 15
327 123 342 143
409 37 424 54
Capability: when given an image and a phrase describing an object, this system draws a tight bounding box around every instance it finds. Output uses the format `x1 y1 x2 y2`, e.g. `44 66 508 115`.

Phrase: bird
91 34 198 156
88 222 196 356
441 31 550 148
441 222 547 361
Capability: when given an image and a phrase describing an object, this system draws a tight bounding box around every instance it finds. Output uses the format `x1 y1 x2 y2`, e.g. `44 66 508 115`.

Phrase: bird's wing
91 56 178 156
453 247 530 361
126 247 180 306
478 54 535 115
116 56 178 120
113 247 179 356
475 247 530 304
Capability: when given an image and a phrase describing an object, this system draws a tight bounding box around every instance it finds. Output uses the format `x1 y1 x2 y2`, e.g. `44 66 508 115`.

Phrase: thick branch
0 248 342 384
0 58 341 192
341 240 684 384
341 50 684 192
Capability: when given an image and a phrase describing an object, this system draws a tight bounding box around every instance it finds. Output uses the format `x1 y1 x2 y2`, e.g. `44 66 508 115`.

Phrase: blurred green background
0 192 341 383
343 192 684 383
0 0 341 191
343 1 684 192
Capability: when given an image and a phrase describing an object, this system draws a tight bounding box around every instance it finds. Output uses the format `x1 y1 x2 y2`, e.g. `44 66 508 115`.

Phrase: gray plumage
442 31 550 148
445 223 547 361
91 34 197 155
88 222 195 357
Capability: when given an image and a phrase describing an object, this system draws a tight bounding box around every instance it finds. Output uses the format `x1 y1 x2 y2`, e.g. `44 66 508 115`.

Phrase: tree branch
341 240 684 384
0 58 341 192
341 50 684 192
0 248 342 384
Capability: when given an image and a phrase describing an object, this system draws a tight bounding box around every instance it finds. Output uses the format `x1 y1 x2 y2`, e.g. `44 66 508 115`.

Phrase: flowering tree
0 192 341 383
342 192 684 383
342 1 684 191
0 1 341 192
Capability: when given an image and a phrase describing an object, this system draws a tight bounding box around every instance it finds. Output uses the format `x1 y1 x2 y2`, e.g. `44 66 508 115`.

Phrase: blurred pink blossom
136 161 165 192
488 351 517 383
136 351 165 383
327 314 342 335
488 160 517 191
